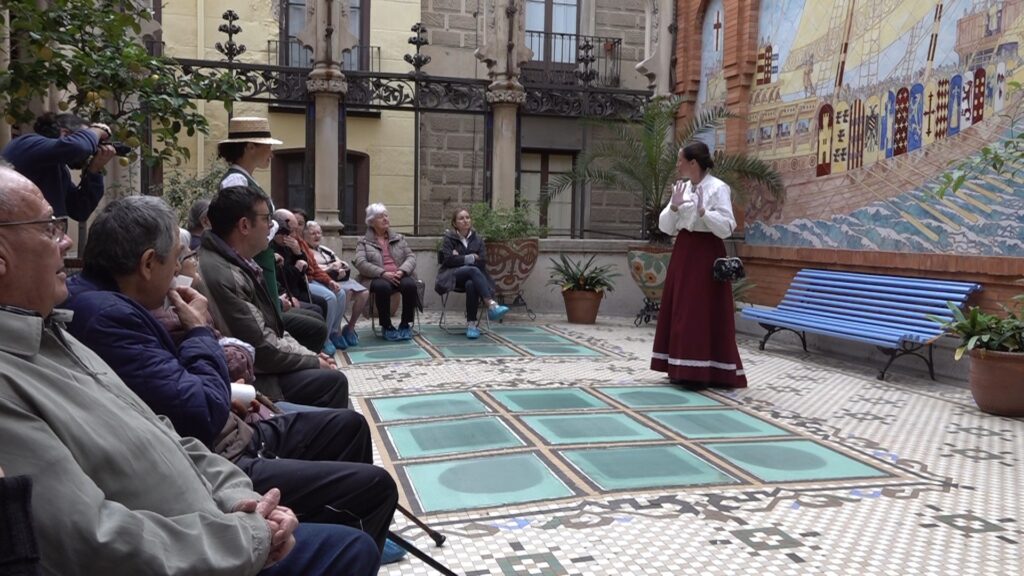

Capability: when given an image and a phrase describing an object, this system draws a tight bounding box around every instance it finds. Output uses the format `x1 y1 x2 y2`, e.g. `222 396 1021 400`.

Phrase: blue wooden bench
740 269 981 380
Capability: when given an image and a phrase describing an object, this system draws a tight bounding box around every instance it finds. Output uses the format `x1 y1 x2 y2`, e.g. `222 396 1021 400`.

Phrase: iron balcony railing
267 40 381 73
521 31 621 88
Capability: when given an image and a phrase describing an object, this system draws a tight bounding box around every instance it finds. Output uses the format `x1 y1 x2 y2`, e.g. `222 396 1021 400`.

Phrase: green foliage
469 199 541 242
547 254 620 293
731 277 755 311
0 0 244 167
150 168 223 227
933 80 1023 199
929 293 1024 360
543 96 785 244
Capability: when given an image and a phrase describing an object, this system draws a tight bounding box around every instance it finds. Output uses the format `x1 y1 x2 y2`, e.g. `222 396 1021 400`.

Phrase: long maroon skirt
650 230 747 387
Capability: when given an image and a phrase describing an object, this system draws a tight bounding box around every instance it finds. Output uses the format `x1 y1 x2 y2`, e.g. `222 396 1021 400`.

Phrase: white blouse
658 173 736 239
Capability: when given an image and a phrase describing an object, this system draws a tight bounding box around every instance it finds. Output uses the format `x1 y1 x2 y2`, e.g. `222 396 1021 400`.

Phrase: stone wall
594 0 648 89
584 124 645 239
418 112 488 234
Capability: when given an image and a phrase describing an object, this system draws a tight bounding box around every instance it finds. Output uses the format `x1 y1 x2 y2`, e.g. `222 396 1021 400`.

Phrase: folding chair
437 288 491 334
369 278 424 337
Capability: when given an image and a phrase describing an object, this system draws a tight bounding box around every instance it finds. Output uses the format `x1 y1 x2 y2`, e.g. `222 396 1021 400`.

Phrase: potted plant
934 296 1024 417
470 200 542 309
543 96 784 318
547 254 620 324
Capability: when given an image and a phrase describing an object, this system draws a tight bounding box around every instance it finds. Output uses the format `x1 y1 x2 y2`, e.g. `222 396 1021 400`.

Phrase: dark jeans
260 522 379 576
369 276 418 329
453 265 493 321
282 308 327 353
238 410 398 552
277 367 349 409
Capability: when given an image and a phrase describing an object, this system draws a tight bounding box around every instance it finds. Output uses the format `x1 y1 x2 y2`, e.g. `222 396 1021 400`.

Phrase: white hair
365 203 388 225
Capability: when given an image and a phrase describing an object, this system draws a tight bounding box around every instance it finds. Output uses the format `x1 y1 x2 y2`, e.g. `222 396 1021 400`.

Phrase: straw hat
218 117 283 145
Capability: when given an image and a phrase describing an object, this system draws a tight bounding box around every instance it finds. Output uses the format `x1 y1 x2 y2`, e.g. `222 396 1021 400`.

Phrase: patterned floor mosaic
343 325 611 365
341 314 1022 576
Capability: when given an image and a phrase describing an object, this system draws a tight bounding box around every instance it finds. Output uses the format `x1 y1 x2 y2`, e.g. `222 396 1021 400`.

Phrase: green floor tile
500 333 574 345
403 453 574 513
491 389 610 412
370 392 490 422
705 440 890 482
522 413 664 444
648 409 792 439
386 417 524 458
561 445 739 490
345 347 432 364
598 386 724 408
518 344 603 357
437 345 520 358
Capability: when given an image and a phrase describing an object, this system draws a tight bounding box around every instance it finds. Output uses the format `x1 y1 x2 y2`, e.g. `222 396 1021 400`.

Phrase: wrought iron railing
522 31 622 88
267 40 381 72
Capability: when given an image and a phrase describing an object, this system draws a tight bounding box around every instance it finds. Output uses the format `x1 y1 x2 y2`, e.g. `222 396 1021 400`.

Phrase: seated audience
198 185 348 408
187 198 211 250
436 207 509 338
272 209 347 355
62 195 399 559
305 219 368 347
354 203 419 341
0 165 377 575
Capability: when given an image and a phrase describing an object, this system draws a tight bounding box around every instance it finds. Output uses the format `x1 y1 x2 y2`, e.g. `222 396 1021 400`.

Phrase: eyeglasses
250 212 272 224
0 215 69 242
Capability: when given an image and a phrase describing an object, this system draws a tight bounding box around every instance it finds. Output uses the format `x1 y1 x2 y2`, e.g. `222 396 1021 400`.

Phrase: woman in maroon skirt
650 142 747 389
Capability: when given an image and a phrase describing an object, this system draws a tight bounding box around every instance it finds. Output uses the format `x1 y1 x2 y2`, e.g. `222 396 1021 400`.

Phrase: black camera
109 142 133 157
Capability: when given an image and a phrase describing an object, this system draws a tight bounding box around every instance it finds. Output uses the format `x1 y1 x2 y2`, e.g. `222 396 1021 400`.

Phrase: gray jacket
353 229 417 285
0 307 270 575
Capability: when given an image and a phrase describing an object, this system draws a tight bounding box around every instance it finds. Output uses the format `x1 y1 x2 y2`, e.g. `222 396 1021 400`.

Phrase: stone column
298 0 357 233
307 72 347 231
486 87 526 209
475 0 532 209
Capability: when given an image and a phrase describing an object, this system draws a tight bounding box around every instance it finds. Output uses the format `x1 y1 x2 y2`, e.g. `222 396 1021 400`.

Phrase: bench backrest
779 269 981 341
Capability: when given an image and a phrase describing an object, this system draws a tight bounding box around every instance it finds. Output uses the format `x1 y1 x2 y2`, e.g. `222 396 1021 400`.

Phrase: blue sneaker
330 333 349 351
488 304 510 322
381 538 407 565
321 341 337 356
341 325 359 347
466 325 481 339
383 327 400 341
397 326 413 341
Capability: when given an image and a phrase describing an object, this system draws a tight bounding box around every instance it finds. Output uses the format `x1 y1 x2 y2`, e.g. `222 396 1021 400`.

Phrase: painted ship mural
742 0 1024 256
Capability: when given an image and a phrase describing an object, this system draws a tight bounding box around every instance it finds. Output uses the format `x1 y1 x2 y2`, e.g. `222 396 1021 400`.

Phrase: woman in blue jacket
435 208 509 338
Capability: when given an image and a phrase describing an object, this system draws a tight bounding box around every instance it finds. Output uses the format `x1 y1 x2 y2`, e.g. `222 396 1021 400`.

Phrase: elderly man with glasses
0 165 379 575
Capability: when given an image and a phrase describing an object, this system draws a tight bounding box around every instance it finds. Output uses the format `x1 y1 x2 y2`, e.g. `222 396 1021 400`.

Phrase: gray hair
304 220 320 232
83 195 179 278
365 202 388 225
186 198 210 233
178 228 193 262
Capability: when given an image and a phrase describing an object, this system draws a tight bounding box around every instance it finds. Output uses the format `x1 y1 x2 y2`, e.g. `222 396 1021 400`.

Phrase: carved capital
486 88 527 105
306 75 348 95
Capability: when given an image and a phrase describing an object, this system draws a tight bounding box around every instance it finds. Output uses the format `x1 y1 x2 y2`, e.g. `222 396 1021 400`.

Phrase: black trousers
277 367 349 408
237 410 398 552
283 307 327 353
369 276 418 329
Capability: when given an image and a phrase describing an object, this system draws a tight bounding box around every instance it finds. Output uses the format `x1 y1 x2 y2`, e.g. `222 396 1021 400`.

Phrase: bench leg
877 343 935 381
758 324 807 352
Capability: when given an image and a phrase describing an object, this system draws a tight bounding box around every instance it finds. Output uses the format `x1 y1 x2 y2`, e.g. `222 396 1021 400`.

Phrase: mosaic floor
343 314 1022 576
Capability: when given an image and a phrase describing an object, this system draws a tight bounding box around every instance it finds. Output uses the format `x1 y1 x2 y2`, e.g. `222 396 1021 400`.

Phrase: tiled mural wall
728 0 1023 257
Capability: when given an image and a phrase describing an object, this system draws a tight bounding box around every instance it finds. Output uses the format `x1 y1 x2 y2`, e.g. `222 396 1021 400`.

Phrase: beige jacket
353 228 417 286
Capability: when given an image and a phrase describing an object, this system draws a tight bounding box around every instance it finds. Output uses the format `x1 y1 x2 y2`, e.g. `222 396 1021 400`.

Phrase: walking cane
387 531 459 576
397 502 447 546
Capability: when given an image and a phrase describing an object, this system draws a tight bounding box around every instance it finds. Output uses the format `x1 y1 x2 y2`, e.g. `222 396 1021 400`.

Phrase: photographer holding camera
2 112 118 222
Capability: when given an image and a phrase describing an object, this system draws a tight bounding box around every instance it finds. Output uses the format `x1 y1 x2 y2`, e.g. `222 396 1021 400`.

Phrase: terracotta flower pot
562 290 604 324
968 349 1024 417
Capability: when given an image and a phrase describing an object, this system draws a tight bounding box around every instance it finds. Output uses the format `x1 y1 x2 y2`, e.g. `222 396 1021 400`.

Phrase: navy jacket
1 131 104 221
62 272 232 446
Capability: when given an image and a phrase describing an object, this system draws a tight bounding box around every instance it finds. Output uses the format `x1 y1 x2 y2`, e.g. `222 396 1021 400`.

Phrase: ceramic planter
484 238 540 300
562 290 604 324
968 349 1024 417
626 245 672 302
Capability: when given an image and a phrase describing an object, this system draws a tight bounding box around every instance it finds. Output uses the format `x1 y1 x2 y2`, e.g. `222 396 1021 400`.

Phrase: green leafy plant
150 168 224 227
469 199 541 242
0 0 244 167
543 96 785 244
731 277 755 311
930 294 1024 360
547 254 620 293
